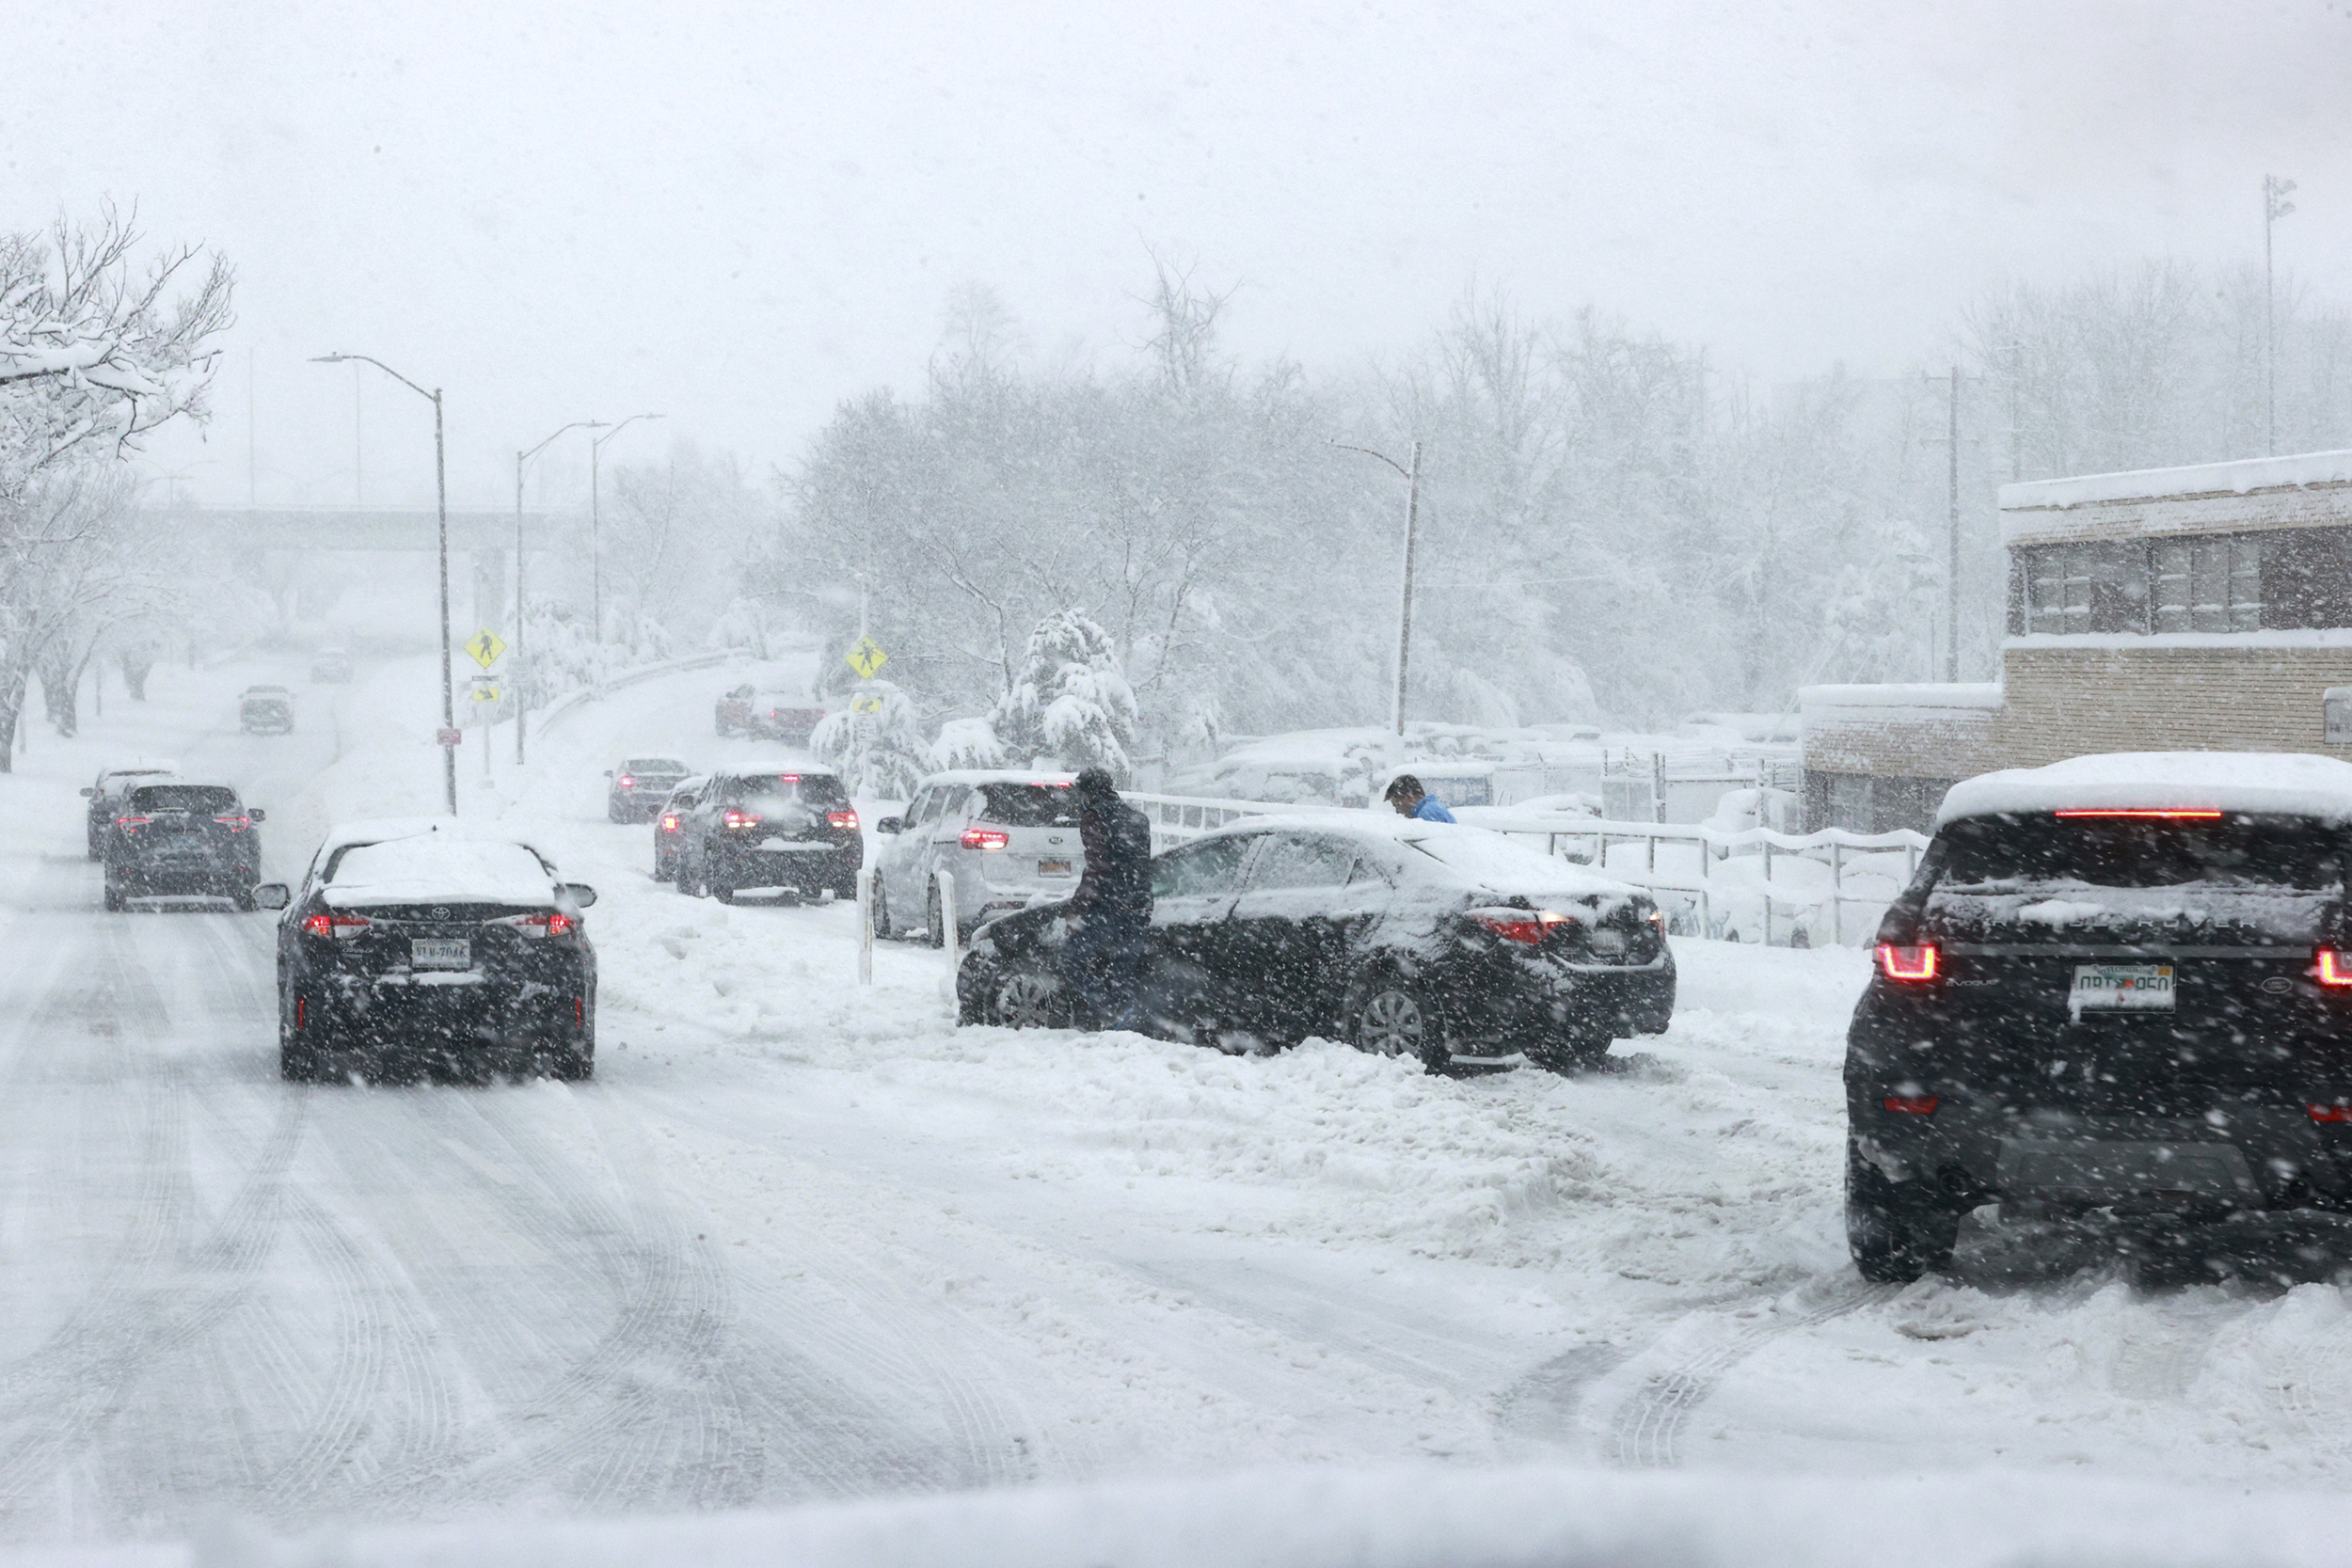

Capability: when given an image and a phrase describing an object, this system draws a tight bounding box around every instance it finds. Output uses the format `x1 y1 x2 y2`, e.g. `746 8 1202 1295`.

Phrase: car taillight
2311 1103 2352 1124
660 813 680 832
500 911 575 939
619 774 635 788
214 814 250 832
2319 949 2352 987
1876 942 1939 982
1468 907 1571 944
301 911 372 939
115 815 151 834
724 809 764 830
828 810 860 831
1883 1094 1940 1115
2052 808 2222 819
961 828 1009 850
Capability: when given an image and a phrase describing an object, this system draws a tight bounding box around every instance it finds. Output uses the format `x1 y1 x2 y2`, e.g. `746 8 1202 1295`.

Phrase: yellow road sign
849 693 884 715
471 686 501 703
466 628 508 669
844 635 888 679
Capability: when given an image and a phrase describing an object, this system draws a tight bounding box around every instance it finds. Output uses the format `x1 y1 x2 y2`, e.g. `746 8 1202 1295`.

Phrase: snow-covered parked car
261 819 598 1084
1847 752 2352 1283
870 770 1081 944
958 811 1674 1070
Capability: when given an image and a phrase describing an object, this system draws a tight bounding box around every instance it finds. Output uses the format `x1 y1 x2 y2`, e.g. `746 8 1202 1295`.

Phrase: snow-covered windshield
324 838 555 905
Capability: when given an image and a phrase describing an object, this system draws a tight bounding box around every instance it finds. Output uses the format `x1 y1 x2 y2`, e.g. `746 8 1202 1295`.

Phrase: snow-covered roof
1192 809 1641 900
97 759 178 779
712 759 836 777
915 769 1077 787
313 817 549 863
1937 752 2352 825
1999 450 2352 514
324 836 560 907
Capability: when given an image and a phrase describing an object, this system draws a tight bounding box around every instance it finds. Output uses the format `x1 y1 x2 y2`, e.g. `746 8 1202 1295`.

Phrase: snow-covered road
7 653 2352 1560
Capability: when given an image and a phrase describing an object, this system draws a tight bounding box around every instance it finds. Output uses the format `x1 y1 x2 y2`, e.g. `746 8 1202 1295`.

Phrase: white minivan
870 770 1082 944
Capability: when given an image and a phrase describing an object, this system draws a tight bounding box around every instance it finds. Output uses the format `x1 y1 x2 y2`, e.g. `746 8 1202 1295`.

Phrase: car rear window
734 773 848 807
625 758 685 774
326 837 553 900
975 783 1077 826
1938 814 2347 891
128 784 238 813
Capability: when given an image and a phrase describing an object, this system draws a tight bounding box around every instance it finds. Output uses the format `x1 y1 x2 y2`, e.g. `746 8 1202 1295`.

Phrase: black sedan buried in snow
957 812 1675 1070
102 782 265 910
262 821 598 1084
1847 752 2352 1284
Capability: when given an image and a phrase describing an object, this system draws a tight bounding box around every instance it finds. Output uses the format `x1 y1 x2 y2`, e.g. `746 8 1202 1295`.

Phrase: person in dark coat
1384 774 1457 822
1063 767 1154 1029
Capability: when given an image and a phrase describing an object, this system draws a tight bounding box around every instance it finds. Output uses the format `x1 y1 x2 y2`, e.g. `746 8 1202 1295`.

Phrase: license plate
411 938 472 970
1588 929 1627 958
1038 860 1072 877
2070 962 2174 1012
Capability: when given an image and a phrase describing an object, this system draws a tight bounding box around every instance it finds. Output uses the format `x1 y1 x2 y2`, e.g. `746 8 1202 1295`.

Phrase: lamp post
1333 438 1423 736
590 413 664 644
310 353 457 815
516 420 607 765
2265 174 2296 457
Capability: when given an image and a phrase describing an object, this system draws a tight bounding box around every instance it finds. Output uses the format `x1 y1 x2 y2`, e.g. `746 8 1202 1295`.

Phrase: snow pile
1937 751 2352 824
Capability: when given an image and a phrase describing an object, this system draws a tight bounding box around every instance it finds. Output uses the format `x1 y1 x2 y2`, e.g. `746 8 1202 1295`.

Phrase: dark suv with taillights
958 812 1673 1070
103 783 265 910
1847 752 2352 1282
674 767 860 902
262 822 598 1083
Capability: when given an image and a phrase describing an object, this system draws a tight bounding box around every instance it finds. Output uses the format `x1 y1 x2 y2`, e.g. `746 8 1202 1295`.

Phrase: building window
2152 535 2263 631
2022 527 2352 637
2024 542 2148 634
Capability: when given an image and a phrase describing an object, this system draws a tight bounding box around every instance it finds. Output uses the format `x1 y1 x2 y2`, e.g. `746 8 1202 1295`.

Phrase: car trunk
970 784 1082 893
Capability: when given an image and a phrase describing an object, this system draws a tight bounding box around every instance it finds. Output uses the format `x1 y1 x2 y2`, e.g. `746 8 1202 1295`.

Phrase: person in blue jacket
1384 774 1456 823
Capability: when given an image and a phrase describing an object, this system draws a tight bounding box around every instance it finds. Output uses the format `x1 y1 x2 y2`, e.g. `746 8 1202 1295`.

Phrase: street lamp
516 420 607 765
1333 438 1423 736
590 413 664 643
310 353 457 815
2265 174 2296 457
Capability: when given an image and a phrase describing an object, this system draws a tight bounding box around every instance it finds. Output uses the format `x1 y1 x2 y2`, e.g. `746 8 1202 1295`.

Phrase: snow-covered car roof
97 759 178 780
710 760 839 777
1937 752 2352 825
915 770 1077 788
311 817 550 864
1189 809 1643 900
323 836 563 908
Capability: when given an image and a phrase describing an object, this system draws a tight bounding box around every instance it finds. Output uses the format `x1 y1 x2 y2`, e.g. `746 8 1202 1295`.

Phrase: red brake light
2319 949 2352 987
2052 808 2223 819
115 815 151 833
301 911 371 939
214 814 250 832
1883 1095 1940 1115
723 809 764 830
828 809 860 831
500 910 574 939
1468 907 1571 944
961 828 1009 850
1877 942 1939 982
660 813 680 832
2312 1103 2352 1124
619 774 635 788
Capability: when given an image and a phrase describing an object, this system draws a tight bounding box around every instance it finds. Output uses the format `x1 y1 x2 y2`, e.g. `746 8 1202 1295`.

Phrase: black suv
674 767 860 903
82 762 178 858
102 783 265 910
263 823 598 1083
1847 753 2352 1281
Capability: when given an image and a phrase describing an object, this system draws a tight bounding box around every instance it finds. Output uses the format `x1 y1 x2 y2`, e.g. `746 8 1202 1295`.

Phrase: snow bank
36 1462 2352 1567
1937 751 2352 824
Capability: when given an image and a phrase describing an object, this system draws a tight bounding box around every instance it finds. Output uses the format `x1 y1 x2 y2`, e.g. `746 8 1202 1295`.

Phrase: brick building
1802 449 2352 832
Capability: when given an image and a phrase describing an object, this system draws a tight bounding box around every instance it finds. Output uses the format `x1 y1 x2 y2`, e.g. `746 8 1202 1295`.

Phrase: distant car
715 684 826 745
1845 752 2352 1284
958 812 1675 1071
239 685 294 735
81 760 179 859
263 821 598 1084
871 770 1081 945
310 647 353 683
606 755 691 822
102 781 265 911
674 766 860 903
651 776 707 881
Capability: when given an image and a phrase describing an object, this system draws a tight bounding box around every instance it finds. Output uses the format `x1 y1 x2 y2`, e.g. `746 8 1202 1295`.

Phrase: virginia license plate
411 938 472 970
1038 860 1072 877
2071 962 2174 1011
1588 929 1627 958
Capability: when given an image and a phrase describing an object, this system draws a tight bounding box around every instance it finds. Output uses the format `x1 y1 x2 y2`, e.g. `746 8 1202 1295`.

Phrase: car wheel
927 884 947 949
103 880 125 913
991 961 1067 1029
1845 1141 1960 1284
711 874 736 904
653 856 673 883
1349 974 1448 1071
231 884 259 913
871 881 893 940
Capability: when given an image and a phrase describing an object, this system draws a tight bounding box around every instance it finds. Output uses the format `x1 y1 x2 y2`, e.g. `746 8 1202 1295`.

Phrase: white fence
1126 791 1927 948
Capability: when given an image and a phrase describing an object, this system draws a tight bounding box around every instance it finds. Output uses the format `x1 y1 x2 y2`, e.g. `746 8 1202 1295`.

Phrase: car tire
927 884 947 949
1528 1032 1613 1073
1845 1141 1960 1284
653 857 673 883
990 959 1068 1029
871 882 893 940
711 873 736 904
103 880 125 913
280 1000 321 1082
1347 974 1449 1072
231 884 259 913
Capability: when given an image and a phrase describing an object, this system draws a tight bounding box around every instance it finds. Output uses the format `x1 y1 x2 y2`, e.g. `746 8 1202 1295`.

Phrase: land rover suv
1846 752 2352 1282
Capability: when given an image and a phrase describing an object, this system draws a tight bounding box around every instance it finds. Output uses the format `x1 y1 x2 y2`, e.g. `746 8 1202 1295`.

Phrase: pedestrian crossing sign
467 629 508 669
845 636 888 679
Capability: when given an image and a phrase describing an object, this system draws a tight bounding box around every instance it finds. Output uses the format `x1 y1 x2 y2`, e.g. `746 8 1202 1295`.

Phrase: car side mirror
603 769 613 778
876 816 902 834
248 808 267 823
252 883 291 911
79 786 94 798
560 882 598 908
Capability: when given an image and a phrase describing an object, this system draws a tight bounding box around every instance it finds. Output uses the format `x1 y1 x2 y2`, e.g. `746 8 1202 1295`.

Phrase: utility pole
2265 174 2296 457
246 348 257 506
1332 438 1422 736
1946 364 1961 683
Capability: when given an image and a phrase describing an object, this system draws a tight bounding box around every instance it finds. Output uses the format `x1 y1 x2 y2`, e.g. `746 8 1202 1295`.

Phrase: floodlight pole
516 420 607 765
311 352 457 815
1333 439 1422 736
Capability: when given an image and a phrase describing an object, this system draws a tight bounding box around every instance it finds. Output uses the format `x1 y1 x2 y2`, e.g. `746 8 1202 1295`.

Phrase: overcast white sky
9 0 2351 509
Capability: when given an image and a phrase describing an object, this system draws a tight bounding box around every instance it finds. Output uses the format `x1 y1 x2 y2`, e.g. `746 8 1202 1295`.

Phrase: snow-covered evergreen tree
931 716 1004 771
990 609 1138 777
811 680 930 798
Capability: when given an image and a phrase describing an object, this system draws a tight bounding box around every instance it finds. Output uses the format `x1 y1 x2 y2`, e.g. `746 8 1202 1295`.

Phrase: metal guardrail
531 649 739 736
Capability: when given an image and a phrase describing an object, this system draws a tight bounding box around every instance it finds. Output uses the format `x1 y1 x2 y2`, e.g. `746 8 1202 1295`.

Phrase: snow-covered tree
992 609 1138 776
811 680 930 798
931 716 1004 771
